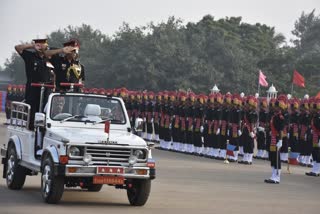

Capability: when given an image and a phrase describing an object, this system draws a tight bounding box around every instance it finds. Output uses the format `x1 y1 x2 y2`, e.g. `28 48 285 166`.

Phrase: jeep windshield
50 94 126 124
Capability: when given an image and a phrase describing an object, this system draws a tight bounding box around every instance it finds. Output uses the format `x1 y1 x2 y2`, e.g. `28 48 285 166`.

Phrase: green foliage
3 11 320 96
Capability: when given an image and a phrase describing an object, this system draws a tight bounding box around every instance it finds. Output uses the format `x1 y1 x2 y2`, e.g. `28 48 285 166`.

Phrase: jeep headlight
83 154 92 164
134 149 144 159
69 146 81 156
128 155 138 165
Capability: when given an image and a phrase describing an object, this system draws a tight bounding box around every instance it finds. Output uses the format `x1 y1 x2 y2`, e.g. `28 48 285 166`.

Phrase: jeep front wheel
127 179 151 206
6 145 26 190
41 157 64 204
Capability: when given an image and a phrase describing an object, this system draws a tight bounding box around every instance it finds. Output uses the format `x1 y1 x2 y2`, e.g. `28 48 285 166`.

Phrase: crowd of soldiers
4 85 320 183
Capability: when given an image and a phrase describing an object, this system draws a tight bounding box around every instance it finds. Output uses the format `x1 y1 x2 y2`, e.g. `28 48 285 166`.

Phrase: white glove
258 126 265 132
276 140 282 149
238 130 242 136
216 128 220 135
200 126 204 133
250 132 255 138
169 123 172 130
318 139 320 147
287 133 290 139
143 117 146 122
227 130 230 136
304 134 307 141
151 118 154 123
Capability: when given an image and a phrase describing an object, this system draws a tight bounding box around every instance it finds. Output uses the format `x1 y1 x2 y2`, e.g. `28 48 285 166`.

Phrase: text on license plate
97 166 124 174
93 176 124 185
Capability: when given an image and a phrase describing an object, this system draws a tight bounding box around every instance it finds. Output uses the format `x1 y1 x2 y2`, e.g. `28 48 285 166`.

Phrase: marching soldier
264 95 288 184
280 101 290 163
288 98 300 155
193 94 205 155
5 84 13 124
186 92 196 153
306 98 320 176
239 96 258 165
203 93 215 157
211 93 223 158
153 92 162 143
178 92 188 152
299 98 312 167
171 92 181 152
218 93 231 160
228 94 242 162
256 98 269 159
146 91 155 141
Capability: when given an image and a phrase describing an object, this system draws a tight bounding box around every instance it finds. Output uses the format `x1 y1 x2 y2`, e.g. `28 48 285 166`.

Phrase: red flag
259 70 268 87
293 70 305 88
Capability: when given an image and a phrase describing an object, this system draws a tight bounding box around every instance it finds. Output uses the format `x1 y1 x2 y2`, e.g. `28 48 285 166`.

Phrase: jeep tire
41 156 64 204
6 145 26 190
127 179 151 206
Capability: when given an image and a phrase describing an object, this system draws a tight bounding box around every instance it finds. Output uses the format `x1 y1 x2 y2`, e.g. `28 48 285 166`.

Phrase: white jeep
1 92 156 205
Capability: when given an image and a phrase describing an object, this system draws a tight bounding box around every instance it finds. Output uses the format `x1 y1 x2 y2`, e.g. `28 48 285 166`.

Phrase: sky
0 0 319 67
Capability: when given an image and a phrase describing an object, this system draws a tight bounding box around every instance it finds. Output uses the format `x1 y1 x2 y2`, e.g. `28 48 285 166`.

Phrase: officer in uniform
256 98 269 159
299 98 312 166
306 98 320 176
211 93 223 159
15 38 53 129
5 84 13 124
186 92 196 153
228 94 242 162
146 91 155 141
264 95 287 184
239 96 257 165
193 94 205 156
218 93 231 160
45 39 85 91
288 98 300 155
203 93 215 157
153 92 162 143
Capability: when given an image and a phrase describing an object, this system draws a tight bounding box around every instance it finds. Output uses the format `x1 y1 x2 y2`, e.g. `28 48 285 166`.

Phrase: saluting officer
15 38 52 129
45 39 85 91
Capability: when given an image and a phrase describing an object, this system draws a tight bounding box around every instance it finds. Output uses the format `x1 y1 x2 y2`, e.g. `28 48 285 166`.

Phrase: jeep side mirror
147 141 155 148
34 113 46 128
134 118 143 133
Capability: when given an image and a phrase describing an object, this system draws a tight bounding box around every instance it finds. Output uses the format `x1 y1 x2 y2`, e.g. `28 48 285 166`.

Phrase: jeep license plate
93 176 124 185
97 166 124 174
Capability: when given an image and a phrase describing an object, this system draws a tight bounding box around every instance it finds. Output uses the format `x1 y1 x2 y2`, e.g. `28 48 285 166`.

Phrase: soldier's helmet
232 94 241 106
7 84 12 92
260 97 268 109
91 88 98 94
308 97 315 111
209 93 215 103
163 91 169 101
197 94 206 104
148 91 155 100
188 92 196 102
269 97 277 109
105 89 113 96
142 91 148 100
301 98 309 110
120 87 128 98
315 98 320 110
98 88 105 95
169 92 176 102
290 98 300 110
215 93 223 105
247 95 258 109
276 94 288 110
224 93 232 105
179 91 187 102
12 85 17 92
156 92 162 101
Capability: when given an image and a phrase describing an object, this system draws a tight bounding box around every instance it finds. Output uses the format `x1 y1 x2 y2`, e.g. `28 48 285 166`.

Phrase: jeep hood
46 127 147 146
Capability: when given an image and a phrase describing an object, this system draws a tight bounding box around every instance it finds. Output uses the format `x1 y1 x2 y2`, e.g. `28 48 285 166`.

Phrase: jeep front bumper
62 165 155 180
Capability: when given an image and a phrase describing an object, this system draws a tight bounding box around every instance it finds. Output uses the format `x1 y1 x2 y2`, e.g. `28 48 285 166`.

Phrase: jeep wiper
60 115 86 123
93 117 112 125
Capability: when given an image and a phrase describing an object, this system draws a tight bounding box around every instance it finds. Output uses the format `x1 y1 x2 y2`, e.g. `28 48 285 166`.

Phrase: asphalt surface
0 112 319 214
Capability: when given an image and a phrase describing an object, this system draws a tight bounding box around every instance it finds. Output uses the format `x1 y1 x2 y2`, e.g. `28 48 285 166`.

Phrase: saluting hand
63 46 76 54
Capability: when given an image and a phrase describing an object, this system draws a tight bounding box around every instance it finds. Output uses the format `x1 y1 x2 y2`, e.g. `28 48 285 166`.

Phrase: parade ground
0 113 319 214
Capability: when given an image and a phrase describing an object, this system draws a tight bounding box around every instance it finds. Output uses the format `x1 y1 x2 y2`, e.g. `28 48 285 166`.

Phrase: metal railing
10 101 31 128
